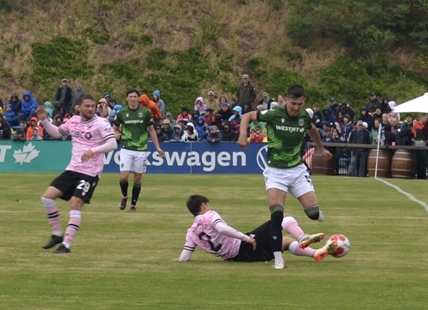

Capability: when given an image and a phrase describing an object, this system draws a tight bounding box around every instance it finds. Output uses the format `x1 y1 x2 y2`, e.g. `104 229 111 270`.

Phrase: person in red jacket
26 117 43 141
249 125 265 142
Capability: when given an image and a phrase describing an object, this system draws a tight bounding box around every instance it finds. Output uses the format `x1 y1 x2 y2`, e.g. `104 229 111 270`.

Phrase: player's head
126 89 140 107
285 84 306 118
77 94 97 120
186 195 210 216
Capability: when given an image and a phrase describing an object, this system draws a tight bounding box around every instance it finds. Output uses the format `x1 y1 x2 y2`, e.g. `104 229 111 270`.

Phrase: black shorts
230 220 275 262
50 171 99 204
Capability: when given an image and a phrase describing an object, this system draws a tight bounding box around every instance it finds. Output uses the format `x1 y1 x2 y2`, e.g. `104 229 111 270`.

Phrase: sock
63 210 81 249
269 205 284 252
304 205 320 220
131 183 141 206
41 197 62 236
273 251 284 263
288 241 315 257
281 216 304 240
120 180 128 197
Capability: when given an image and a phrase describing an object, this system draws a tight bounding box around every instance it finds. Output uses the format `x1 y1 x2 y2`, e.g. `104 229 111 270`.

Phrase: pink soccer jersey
58 115 115 177
184 210 241 260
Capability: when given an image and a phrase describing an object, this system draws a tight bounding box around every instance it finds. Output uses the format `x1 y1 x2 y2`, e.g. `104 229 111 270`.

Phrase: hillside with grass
0 0 427 115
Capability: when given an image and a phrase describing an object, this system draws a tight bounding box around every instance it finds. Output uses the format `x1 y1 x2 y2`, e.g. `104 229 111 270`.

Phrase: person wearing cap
237 84 331 269
236 74 256 108
347 120 371 177
205 91 219 111
258 92 273 110
54 78 73 113
339 100 355 122
165 112 176 128
113 89 164 212
161 118 173 139
365 92 381 113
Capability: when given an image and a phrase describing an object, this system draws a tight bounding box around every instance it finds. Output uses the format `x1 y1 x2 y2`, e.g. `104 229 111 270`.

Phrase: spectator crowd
0 76 425 164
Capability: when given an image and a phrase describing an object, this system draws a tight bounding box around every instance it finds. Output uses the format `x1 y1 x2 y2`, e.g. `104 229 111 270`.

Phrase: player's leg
129 151 148 212
41 174 69 249
291 165 325 222
284 236 335 261
119 149 132 210
53 174 98 254
264 166 289 269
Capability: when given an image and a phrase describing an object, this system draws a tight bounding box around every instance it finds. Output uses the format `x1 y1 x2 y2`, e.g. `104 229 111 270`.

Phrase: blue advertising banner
0 141 268 174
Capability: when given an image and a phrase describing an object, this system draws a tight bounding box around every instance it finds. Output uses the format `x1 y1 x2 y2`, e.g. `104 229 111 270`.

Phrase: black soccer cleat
52 244 70 254
42 234 64 249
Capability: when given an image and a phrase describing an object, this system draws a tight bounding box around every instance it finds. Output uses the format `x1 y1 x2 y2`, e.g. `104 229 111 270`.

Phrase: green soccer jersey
114 106 153 151
258 106 312 168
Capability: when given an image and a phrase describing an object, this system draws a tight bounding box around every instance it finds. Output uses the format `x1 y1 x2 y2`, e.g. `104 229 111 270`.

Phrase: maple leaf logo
13 143 40 165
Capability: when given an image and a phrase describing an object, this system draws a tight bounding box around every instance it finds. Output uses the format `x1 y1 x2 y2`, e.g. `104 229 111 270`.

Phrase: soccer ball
327 234 351 258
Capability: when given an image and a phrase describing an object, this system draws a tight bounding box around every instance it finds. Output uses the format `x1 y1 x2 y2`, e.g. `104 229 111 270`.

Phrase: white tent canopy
393 93 428 113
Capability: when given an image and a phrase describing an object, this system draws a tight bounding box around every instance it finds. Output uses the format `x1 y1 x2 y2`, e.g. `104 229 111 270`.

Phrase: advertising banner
0 141 268 174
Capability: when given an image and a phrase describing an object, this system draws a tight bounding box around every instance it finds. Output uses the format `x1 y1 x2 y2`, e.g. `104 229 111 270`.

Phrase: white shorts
120 148 148 174
263 164 314 198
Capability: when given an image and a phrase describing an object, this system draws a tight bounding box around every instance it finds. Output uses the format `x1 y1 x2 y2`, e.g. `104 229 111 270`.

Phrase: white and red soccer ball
327 234 351 258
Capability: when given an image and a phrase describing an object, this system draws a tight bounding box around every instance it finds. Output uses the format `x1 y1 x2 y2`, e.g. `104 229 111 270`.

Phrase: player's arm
237 111 258 149
177 233 196 262
148 124 165 157
307 124 332 159
112 124 121 140
37 107 67 139
214 221 256 250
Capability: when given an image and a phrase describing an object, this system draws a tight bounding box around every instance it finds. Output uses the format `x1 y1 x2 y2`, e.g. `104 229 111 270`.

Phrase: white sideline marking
375 177 428 212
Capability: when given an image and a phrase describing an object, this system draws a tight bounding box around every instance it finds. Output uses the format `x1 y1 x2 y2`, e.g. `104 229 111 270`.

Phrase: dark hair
76 94 96 106
287 85 305 99
126 89 140 97
186 195 209 216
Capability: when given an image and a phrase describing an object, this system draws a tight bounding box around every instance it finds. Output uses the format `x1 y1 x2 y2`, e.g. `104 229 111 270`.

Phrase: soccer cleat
42 234 63 249
273 259 286 269
52 244 70 254
130 205 136 212
318 210 325 222
313 242 337 261
119 196 127 210
298 233 325 249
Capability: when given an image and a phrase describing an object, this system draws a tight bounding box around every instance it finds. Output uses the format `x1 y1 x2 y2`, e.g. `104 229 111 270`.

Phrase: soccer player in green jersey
238 84 332 269
113 89 164 212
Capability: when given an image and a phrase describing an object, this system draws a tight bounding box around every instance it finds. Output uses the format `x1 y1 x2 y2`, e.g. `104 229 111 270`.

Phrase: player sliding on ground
177 195 336 267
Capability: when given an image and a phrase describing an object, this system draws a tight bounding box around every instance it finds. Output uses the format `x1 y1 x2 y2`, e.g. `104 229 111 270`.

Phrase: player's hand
237 135 249 150
247 237 257 251
36 106 47 121
114 132 121 140
81 150 95 163
320 148 333 159
156 148 165 158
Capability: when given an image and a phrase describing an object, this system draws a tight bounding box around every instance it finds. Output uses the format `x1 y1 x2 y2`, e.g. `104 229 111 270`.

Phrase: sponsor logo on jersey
275 125 305 133
138 112 143 117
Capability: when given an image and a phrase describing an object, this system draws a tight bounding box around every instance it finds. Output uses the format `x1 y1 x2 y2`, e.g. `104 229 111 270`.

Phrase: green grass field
1 173 428 310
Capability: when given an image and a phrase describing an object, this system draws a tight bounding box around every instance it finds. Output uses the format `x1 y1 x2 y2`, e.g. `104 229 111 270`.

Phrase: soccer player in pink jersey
177 195 336 267
37 94 118 254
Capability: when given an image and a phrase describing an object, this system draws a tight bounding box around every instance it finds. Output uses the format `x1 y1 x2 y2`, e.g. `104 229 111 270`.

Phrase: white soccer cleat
298 233 325 249
273 259 286 269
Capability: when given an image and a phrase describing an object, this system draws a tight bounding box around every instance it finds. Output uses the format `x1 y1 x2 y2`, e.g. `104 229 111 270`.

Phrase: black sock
269 206 284 252
120 180 128 197
131 183 141 206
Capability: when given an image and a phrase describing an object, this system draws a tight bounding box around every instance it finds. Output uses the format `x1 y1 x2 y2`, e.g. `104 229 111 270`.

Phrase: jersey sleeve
209 211 225 228
258 109 275 123
98 118 116 140
145 109 154 126
58 120 70 136
304 112 313 130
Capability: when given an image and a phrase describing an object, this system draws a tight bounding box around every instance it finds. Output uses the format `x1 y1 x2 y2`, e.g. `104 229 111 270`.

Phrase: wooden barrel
311 147 335 175
391 149 416 179
367 149 391 178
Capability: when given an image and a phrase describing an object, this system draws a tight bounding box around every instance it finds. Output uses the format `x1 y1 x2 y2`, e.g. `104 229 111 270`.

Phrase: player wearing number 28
37 94 118 254
238 85 332 269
